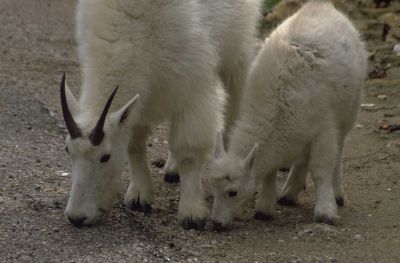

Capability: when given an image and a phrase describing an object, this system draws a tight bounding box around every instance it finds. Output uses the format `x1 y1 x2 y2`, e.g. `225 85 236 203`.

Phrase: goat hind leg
333 136 346 207
309 129 339 225
163 150 180 183
278 149 310 206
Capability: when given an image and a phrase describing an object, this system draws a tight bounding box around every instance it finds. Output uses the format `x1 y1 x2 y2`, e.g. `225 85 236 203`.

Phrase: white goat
61 0 261 229
209 0 367 228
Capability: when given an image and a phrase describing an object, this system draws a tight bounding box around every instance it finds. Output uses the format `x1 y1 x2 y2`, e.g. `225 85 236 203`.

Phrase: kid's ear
214 132 226 159
240 143 259 171
109 94 140 126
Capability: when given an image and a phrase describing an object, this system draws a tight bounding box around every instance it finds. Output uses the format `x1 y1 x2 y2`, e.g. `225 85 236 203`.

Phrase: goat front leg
124 126 154 213
255 169 278 220
168 105 222 229
175 155 209 230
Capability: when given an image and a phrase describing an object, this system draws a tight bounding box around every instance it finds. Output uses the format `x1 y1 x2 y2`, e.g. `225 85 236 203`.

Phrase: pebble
361 103 376 111
394 44 400 55
354 234 362 240
329 257 337 262
298 229 313 236
377 94 388 100
152 159 166 168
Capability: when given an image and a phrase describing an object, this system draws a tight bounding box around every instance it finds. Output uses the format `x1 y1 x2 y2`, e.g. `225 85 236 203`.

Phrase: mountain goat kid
61 0 261 230
209 0 367 229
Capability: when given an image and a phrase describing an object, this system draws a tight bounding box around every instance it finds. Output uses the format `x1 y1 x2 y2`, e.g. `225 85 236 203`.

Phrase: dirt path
0 0 399 262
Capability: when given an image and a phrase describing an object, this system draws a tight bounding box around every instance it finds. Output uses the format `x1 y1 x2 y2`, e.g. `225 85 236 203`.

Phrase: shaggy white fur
63 0 261 229
209 0 367 228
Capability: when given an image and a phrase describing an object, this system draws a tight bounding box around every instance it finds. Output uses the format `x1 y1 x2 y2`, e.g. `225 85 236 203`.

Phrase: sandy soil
0 0 399 262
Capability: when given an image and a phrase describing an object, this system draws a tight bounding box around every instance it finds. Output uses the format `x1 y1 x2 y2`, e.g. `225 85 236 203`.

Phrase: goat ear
65 82 80 118
214 132 226 159
109 94 140 126
240 143 259 171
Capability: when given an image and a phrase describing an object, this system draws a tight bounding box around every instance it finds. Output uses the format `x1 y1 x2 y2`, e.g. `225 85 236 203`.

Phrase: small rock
53 200 62 209
354 234 362 240
152 159 166 168
298 229 313 236
361 103 376 111
394 44 400 55
377 94 388 100
329 257 337 262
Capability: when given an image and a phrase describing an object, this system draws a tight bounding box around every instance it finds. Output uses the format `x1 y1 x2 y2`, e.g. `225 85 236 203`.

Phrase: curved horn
60 73 82 139
89 86 119 146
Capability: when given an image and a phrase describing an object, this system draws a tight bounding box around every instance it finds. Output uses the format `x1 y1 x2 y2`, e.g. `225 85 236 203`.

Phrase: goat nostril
68 216 87 228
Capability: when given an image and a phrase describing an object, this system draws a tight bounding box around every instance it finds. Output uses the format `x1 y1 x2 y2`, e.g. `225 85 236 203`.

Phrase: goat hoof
336 197 345 207
164 172 180 183
180 217 205 230
315 215 336 225
127 199 152 213
278 196 298 206
254 211 274 221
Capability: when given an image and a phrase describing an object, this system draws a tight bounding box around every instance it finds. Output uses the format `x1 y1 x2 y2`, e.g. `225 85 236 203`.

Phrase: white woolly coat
75 0 261 154
229 0 367 174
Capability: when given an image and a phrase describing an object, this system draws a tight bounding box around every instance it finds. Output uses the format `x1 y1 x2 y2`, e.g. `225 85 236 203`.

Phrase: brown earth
0 0 399 262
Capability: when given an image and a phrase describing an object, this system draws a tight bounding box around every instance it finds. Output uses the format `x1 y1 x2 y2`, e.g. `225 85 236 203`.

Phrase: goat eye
65 147 69 154
228 191 237 197
100 154 111 163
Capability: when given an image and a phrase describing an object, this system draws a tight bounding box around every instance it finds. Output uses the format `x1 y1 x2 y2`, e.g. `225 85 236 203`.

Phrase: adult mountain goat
61 0 260 230
209 0 367 229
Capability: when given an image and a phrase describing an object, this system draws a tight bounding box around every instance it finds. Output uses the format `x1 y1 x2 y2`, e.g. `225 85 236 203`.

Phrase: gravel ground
0 0 399 262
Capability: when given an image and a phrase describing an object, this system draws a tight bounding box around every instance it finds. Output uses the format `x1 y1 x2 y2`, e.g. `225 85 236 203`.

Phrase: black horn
60 73 82 139
89 86 119 146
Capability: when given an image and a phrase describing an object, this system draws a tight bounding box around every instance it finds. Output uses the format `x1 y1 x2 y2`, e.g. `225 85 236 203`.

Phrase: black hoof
315 215 335 225
336 197 344 207
278 196 298 206
164 172 180 183
127 198 152 213
254 211 274 221
212 221 227 232
180 217 206 230
68 216 87 228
